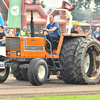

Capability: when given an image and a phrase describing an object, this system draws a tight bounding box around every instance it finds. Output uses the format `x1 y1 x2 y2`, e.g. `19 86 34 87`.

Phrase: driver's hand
39 30 43 34
44 31 49 35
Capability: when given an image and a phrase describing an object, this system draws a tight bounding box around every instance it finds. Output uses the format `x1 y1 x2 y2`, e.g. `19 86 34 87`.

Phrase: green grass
1 95 100 100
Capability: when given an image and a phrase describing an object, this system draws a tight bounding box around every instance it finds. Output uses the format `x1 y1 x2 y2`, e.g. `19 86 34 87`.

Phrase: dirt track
0 74 100 99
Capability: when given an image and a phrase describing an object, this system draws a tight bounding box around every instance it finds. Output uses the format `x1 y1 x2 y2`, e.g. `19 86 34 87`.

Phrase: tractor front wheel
28 58 48 86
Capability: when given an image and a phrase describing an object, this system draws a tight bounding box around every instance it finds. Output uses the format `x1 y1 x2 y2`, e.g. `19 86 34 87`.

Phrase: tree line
36 0 100 22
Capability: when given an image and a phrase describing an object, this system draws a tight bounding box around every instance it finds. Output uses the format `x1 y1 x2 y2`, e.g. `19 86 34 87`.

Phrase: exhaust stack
30 10 34 37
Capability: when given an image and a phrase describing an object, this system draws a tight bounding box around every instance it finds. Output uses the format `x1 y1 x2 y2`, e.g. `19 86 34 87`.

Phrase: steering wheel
38 29 50 35
38 29 43 34
43 30 50 35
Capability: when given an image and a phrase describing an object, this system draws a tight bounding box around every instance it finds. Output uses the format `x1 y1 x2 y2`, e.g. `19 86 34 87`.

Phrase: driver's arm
48 27 57 32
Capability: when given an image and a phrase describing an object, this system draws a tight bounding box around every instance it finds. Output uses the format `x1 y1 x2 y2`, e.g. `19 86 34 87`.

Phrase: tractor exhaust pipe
30 10 34 37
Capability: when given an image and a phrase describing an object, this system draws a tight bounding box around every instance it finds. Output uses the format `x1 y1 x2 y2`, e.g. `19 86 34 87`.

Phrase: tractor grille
6 38 20 50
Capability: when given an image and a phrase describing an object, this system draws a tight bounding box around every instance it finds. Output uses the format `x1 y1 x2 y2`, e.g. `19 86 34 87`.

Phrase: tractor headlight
17 52 21 56
6 51 10 55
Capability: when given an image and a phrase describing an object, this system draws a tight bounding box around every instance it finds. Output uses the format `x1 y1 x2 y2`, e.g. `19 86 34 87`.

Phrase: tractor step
53 61 60 63
46 54 59 58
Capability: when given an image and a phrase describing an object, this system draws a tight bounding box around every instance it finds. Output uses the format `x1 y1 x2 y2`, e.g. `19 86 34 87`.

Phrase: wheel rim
0 69 6 76
84 54 90 73
38 65 45 79
84 45 100 79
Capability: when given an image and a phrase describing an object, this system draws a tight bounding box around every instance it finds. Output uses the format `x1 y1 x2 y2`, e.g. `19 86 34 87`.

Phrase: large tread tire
11 67 24 80
28 58 40 85
74 38 100 84
28 58 48 86
11 67 28 81
20 68 28 81
60 37 100 84
0 56 9 83
59 37 84 84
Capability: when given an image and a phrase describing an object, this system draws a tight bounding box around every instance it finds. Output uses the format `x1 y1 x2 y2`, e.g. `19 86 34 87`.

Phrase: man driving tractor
43 15 60 51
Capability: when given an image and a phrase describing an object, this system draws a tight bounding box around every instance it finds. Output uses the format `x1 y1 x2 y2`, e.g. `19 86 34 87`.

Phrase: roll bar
47 9 72 35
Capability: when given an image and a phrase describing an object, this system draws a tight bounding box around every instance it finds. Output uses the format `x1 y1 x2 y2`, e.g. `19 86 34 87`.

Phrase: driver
44 15 60 51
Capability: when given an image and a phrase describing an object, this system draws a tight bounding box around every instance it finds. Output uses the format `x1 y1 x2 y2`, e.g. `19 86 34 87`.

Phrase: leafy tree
71 8 94 22
89 0 100 20
48 9 52 12
69 0 98 21
41 0 46 8
36 0 46 8
94 0 100 8
69 0 92 9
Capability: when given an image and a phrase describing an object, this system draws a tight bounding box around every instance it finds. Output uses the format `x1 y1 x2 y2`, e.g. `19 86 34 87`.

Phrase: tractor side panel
24 37 46 58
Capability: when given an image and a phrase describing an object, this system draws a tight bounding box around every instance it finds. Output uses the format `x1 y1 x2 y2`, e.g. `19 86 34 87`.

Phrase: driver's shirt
46 22 60 36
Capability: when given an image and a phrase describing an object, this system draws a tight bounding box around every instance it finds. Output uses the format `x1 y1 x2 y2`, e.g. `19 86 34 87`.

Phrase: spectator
15 26 27 36
4 21 7 26
85 29 88 33
79 28 84 34
72 25 81 33
87 29 94 38
0 26 5 46
93 27 100 39
3 25 7 36
85 29 89 35
6 28 13 36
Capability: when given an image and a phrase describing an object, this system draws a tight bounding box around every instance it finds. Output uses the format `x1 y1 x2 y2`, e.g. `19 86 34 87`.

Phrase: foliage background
36 0 100 22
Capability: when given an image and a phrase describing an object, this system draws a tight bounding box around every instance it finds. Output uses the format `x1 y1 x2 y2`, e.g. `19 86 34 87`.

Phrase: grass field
1 95 100 100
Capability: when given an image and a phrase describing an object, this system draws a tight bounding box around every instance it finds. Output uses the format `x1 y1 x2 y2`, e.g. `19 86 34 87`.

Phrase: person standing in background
93 27 100 39
0 26 5 46
15 26 27 36
87 28 94 38
6 28 13 36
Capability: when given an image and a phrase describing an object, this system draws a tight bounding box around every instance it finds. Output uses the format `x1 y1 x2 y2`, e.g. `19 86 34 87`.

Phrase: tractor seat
53 40 59 50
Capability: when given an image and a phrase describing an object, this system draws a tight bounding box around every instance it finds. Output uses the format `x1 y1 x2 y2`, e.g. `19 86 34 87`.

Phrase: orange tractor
0 0 100 86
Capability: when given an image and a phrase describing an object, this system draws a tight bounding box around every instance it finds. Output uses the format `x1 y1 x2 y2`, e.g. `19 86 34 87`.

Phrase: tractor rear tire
60 37 100 84
59 37 84 84
11 67 28 81
28 58 48 86
0 56 9 83
74 38 100 84
20 68 28 81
